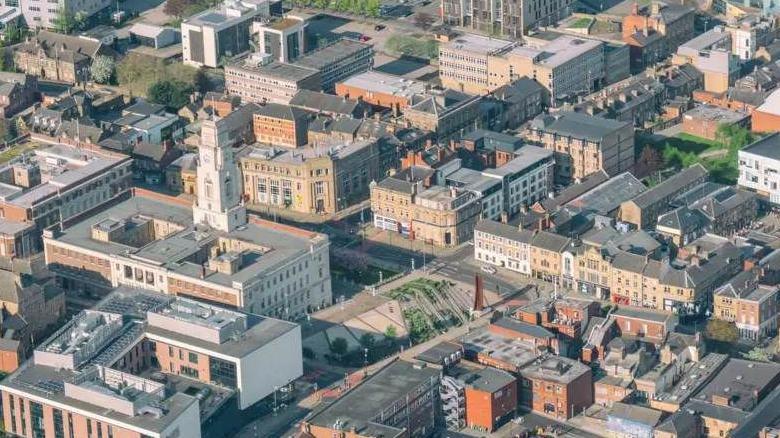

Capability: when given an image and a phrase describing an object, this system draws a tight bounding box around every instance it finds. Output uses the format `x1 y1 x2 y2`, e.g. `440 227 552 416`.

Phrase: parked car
481 265 497 274
374 24 385 31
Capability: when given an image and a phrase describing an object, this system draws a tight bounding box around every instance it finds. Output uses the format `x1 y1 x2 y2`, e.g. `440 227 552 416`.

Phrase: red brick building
752 90 780 133
252 102 309 148
461 367 518 432
519 356 593 420
612 307 676 344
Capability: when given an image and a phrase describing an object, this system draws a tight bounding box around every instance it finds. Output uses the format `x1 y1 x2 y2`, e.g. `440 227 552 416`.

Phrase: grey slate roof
530 111 631 142
475 220 534 243
629 163 708 208
491 317 555 339
657 206 709 232
613 306 672 323
655 409 699 437
290 90 366 117
608 402 663 427
255 102 308 121
531 231 570 252
492 77 545 104
539 170 609 212
686 399 744 423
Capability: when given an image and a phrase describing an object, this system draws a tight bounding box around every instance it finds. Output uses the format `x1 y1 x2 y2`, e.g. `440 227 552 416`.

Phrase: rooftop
184 0 269 28
227 57 319 81
695 359 780 411
0 144 128 208
50 193 325 288
461 327 539 371
683 105 748 124
455 366 516 393
530 111 631 142
304 360 439 434
741 132 780 160
338 71 426 99
756 88 780 117
294 39 371 71
483 146 553 177
520 355 591 384
566 172 646 216
442 33 515 56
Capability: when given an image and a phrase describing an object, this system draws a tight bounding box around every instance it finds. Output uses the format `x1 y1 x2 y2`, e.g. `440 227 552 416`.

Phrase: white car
481 265 497 274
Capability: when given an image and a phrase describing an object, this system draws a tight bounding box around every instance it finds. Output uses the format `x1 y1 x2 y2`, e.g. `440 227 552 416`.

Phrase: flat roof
227 58 319 81
520 355 590 384
741 132 780 160
483 146 553 177
534 36 603 68
684 105 747 123
51 194 324 288
338 71 426 98
461 328 539 370
1 363 198 434
443 33 515 55
305 360 439 433
294 39 371 71
695 359 780 411
0 144 127 208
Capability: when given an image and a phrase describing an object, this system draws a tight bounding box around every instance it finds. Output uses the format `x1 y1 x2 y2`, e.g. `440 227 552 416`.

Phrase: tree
90 56 115 84
414 12 436 30
147 79 193 111
359 333 375 348
384 325 397 339
52 10 76 34
330 337 348 356
365 0 380 17
741 347 771 362
704 319 738 344
633 145 663 178
14 117 28 136
4 22 23 45
164 0 194 17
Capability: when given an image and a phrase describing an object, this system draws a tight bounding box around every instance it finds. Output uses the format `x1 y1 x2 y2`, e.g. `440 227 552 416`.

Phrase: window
180 365 199 379
189 352 199 364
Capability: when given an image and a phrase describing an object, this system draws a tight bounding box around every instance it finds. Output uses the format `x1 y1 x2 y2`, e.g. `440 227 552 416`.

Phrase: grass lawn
569 17 593 29
652 132 739 184
0 142 41 165
331 264 399 285
667 133 722 153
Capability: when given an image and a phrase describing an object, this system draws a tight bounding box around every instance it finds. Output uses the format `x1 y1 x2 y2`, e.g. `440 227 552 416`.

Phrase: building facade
241 139 396 215
526 112 635 183
182 0 275 68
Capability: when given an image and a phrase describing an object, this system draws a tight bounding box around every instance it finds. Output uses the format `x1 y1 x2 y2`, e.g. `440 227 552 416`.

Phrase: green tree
148 79 193 110
4 22 23 45
704 319 739 344
14 117 28 136
741 347 771 362
73 11 88 31
384 325 397 339
52 10 76 34
365 0 380 17
330 337 348 356
359 333 375 348
90 56 115 84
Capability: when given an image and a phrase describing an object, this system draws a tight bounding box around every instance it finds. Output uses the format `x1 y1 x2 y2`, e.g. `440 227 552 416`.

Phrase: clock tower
192 115 247 232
